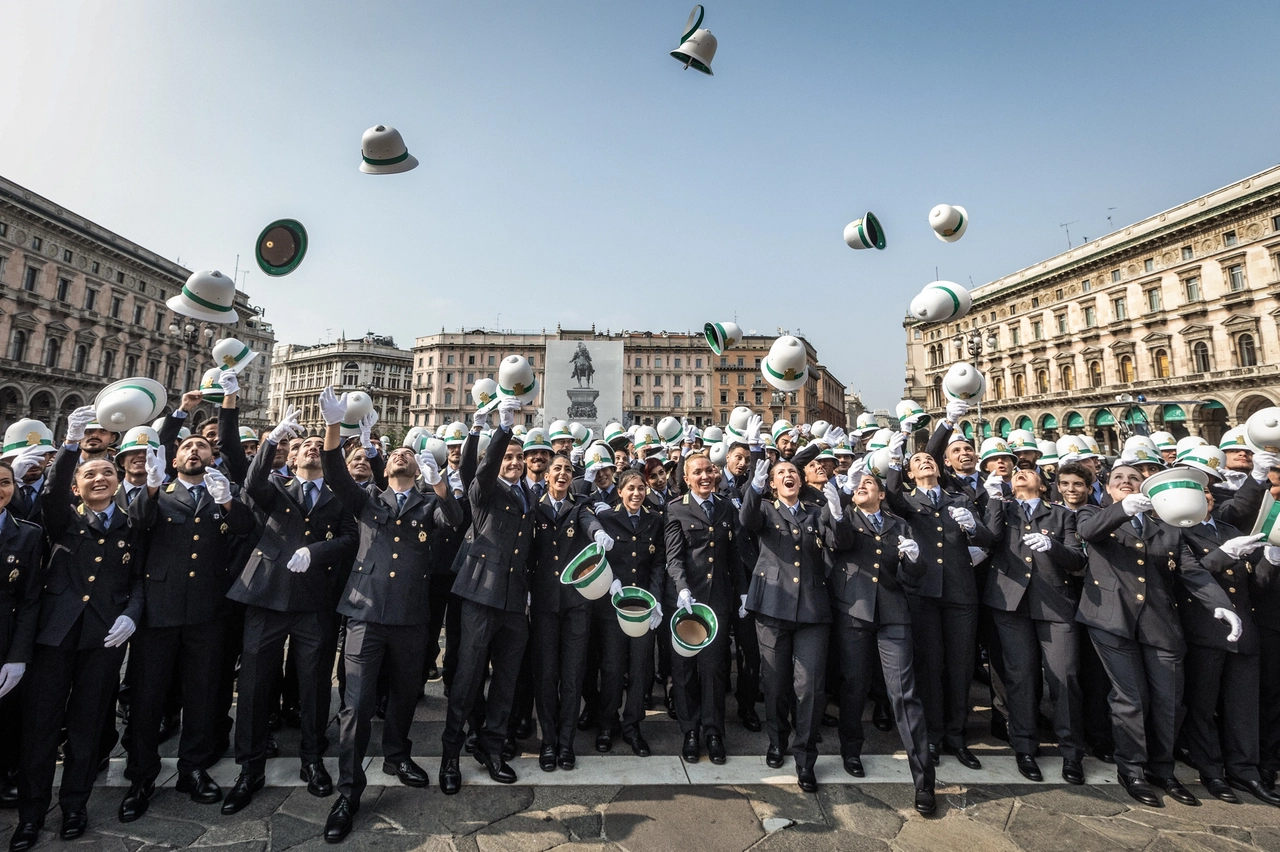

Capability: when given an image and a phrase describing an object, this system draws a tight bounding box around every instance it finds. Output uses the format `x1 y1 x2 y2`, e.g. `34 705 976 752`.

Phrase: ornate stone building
904 165 1280 454
0 175 274 437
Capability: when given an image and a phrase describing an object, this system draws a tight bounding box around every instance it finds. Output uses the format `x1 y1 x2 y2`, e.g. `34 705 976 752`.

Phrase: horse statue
569 343 595 388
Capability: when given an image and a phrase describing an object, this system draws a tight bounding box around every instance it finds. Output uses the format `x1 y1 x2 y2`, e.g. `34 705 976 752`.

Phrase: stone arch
29 390 56 425
1235 393 1275 424
0 386 24 424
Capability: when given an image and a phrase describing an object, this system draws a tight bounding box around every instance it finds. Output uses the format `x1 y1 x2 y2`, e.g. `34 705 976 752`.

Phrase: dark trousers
1260 625 1280 776
424 572 454 680
0 674 23 779
1088 626 1182 779
19 626 124 822
833 614 932 790
126 619 225 782
215 602 245 750
600 616 656 736
755 615 828 771
236 607 329 774
442 592 464 689
579 616 602 722
991 611 1085 761
670 607 729 738
732 609 761 718
442 601 528 760
511 637 536 733
530 606 590 750
908 595 977 749
1182 643 1260 783
1080 627 1115 753
336 619 429 804
977 597 1009 722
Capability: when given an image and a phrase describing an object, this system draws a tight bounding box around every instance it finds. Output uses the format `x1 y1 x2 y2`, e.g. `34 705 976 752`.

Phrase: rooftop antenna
1060 220 1079 249
1107 207 1117 230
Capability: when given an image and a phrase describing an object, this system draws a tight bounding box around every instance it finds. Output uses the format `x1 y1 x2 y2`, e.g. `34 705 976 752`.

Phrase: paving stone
373 783 534 835
735 784 827 826
474 813 570 852
546 844 624 852
276 786 387 833
751 822 891 852
283 833 452 852
269 812 325 849
1210 826 1256 845
56 833 135 851
817 785 905 839
1008 805 1132 852
1178 831 1267 851
946 786 1016 830
562 811 602 840
529 785 621 814
189 818 268 846
1144 834 1241 852
1073 815 1160 850
892 809 1022 852
1010 785 1128 817
93 813 208 848
604 786 763 852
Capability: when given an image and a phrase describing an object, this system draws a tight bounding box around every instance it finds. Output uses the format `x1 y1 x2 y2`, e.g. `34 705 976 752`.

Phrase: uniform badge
5 555 13 563
117 540 126 548
122 553 132 564
1168 559 1176 570
326 531 334 540
649 544 656 554
221 523 229 534
567 527 575 538
213 512 220 520
411 520 418 527
419 530 427 542
8 569 17 583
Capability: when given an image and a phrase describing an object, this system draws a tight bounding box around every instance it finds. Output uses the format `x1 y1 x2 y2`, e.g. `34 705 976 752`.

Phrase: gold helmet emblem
512 383 527 396
25 432 40 446
1206 455 1220 469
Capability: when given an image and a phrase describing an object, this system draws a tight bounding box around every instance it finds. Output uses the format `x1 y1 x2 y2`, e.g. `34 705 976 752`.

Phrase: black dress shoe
739 709 762 733
990 712 1009 743
1061 759 1085 785
872 702 893 732
596 727 615 753
176 768 223 804
9 820 41 852
944 745 982 770
220 772 263 815
1016 753 1042 782
1092 745 1115 764
706 734 727 765
927 743 940 766
265 734 280 759
426 665 441 682
302 762 334 797
118 779 154 822
59 811 87 840
439 758 461 795
914 788 937 816
464 730 478 754
796 766 817 793
557 748 576 771
1227 776 1280 807
766 745 786 769
539 744 558 772
623 732 651 758
1262 768 1277 791
375 694 388 720
682 731 700 763
324 795 358 844
475 750 517 783
1146 774 1199 807
502 737 518 762
1203 777 1240 803
1119 774 1162 807
843 755 865 778
514 716 534 740
577 707 597 732
382 758 429 788
0 779 17 808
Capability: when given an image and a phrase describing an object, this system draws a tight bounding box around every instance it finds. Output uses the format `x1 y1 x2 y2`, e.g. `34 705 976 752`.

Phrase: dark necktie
702 497 714 521
125 486 139 505
929 490 939 508
1132 515 1144 536
302 481 316 512
869 513 882 533
532 482 545 502
513 482 528 514
552 499 562 515
189 485 205 506
1023 502 1033 521
97 510 110 529
396 491 407 513
631 515 639 532
21 485 34 504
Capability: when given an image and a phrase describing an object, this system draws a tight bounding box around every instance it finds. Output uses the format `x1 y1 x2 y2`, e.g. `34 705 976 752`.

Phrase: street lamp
170 320 215 393
952 327 998 439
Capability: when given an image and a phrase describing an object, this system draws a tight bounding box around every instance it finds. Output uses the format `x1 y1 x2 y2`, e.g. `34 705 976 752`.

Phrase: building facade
267 334 413 441
904 165 1280 454
0 175 274 438
709 334 838 427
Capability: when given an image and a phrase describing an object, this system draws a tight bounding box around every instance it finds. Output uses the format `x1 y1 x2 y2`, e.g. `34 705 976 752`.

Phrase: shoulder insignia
76 503 85 515
166 483 176 493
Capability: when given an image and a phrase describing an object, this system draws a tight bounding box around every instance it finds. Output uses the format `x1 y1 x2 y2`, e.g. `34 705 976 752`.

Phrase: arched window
343 361 359 386
1014 373 1027 397
1036 369 1049 394
1192 341 1211 373
165 363 177 387
44 338 61 369
8 330 27 362
1118 355 1135 383
993 376 1005 400
1088 360 1103 388
124 354 138 376
443 390 453 405
102 349 116 378
73 344 88 372
1238 333 1257 367
1153 349 1171 378
1060 364 1074 390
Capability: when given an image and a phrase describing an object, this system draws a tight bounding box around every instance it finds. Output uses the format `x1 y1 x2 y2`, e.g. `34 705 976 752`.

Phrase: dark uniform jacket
827 508 921 625
1075 501 1232 653
884 468 994 604
7 477 47 531
983 497 1086 622
453 426 537 614
739 486 845 624
528 492 603 614
22 447 144 652
1177 519 1259 654
322 447 463 626
0 511 44 664
229 439 357 613
924 421 989 511
130 475 255 627
1253 543 1280 632
596 504 667 607
1211 475 1266 530
664 491 746 617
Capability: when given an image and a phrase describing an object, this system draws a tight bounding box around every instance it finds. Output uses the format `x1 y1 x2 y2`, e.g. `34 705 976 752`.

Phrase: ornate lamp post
169 320 215 393
952 327 999 439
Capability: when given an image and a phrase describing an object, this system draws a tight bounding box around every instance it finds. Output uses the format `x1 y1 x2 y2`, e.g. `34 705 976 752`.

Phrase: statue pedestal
567 388 599 420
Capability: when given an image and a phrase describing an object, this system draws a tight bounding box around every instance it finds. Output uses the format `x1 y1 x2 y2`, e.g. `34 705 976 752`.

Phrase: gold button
192 553 198 559
285 508 290 513
1226 569 1234 576
94 556 102 563
632 552 637 557
513 549 519 555
192 534 199 541
392 553 399 559
554 555 559 561
794 561 801 567
1138 577 1145 583
872 576 879 582
707 556 714 563
793 577 799 583
195 518 201 523
1137 560 1144 565
1026 573 1032 578
709 541 714 547
707 573 712 579
88 576 95 582
1229 587 1236 593
394 536 400 542
1025 556 1033 563
1136 594 1144 601
82 595 90 602
795 545 801 551
873 563 880 569
98 539 105 545
1135 543 1143 548
937 526 943 532
937 542 943 547
1025 525 1031 531
390 571 396 578
875 535 881 541
189 571 195 577
876 549 882 554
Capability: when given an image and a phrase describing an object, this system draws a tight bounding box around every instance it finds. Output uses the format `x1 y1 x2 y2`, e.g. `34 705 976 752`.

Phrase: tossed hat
1219 426 1256 452
1141 467 1210 528
582 442 616 473
656 416 683 446
402 426 427 449
792 442 835 468
707 441 728 467
471 377 499 411
910 280 972 324
522 428 553 454
548 420 573 443
511 424 528 440
95 377 167 432
670 5 716 75
476 430 492 457
198 367 225 404
1245 407 1280 453
928 204 969 242
1007 429 1039 455
339 391 375 439
810 420 831 439
168 269 237 324
726 406 755 443
762 336 810 392
480 355 538 414
770 420 795 443
359 124 419 175
1177 444 1226 481
442 421 469 446
832 439 855 457
1251 491 1280 546
569 422 593 448
979 437 1015 463
603 422 628 447
851 412 878 439
1036 439 1059 464
843 212 886 250
702 425 724 444
1 419 54 459
1149 431 1177 451
942 361 985 403
1174 435 1208 460
865 428 893 451
895 400 930 430
211 337 259 373
239 426 259 444
117 425 161 457
703 321 741 355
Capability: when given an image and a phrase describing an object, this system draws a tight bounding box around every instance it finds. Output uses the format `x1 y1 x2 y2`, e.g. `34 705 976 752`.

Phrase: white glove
1022 532 1052 553
798 423 812 438
418 450 442 486
592 502 611 515
898 536 920 563
969 546 988 565
842 458 868 494
682 424 697 446
677 588 695 615
1058 452 1080 465
471 408 489 431
0 662 25 698
594 529 615 552
744 414 763 446
145 446 167 488
1215 607 1243 643
900 414 924 432
1265 545 1280 565
359 413 377 452
65 405 96 443
270 405 303 443
649 602 664 631
1253 452 1279 483
1220 533 1265 560
751 459 770 493
888 431 908 460
287 547 311 573
217 369 240 398
823 480 843 520
202 469 232 505
785 429 799 444
822 426 847 448
103 615 136 648
585 463 602 485
318 386 348 426
447 468 463 495
497 397 521 430
945 400 969 424
1121 494 1153 516
10 446 47 482
609 579 624 598
983 475 1005 501
738 594 748 619
570 444 585 465
948 505 977 532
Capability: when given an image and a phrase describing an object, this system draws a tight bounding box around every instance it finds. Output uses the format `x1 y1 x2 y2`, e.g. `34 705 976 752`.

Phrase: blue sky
2 1 1277 410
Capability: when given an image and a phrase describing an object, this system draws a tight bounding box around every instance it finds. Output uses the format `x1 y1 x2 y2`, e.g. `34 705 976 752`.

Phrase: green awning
1041 414 1059 429
1121 407 1149 425
982 421 992 439
1162 404 1185 422
961 421 974 439
1016 416 1033 431
1201 400 1225 411
1095 409 1115 426
1065 411 1085 429
995 418 1011 438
